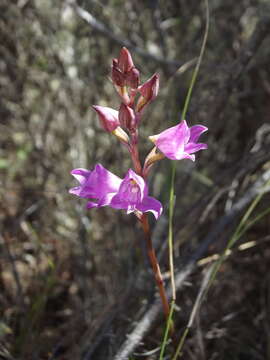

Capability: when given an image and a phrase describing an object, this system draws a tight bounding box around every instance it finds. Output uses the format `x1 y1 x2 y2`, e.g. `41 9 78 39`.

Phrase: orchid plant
70 47 208 321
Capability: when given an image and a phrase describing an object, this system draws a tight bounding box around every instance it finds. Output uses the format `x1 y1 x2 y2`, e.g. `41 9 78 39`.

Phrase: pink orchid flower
70 164 162 219
149 120 208 161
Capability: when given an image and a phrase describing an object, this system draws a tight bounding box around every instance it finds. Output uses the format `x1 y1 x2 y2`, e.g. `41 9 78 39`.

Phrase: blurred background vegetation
1 0 270 359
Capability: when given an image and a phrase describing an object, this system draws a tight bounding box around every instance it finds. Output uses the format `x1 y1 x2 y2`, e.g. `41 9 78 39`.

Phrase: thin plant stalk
159 302 175 360
168 0 209 300
140 213 170 319
162 0 210 358
168 166 177 301
130 131 143 176
128 95 170 324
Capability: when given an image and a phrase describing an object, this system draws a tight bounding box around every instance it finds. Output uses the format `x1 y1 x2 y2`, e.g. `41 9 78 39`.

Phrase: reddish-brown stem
140 213 170 319
129 130 143 176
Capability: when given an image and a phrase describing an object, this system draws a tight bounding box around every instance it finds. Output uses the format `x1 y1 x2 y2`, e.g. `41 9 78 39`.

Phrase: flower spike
70 47 208 327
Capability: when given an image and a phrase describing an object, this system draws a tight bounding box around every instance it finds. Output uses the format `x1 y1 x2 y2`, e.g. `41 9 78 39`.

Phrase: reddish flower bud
112 62 125 87
119 103 136 131
126 67 140 89
118 47 134 73
92 105 120 132
137 73 159 112
139 73 159 101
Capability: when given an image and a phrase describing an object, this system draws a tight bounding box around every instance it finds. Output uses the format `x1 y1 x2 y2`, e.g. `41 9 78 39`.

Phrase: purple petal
110 169 148 208
155 120 190 160
109 169 151 212
91 164 122 198
189 125 208 143
69 186 84 196
70 168 91 185
86 192 117 209
184 142 208 154
172 151 196 161
136 196 163 219
86 201 99 209
109 193 126 209
124 169 148 198
98 192 117 207
70 168 93 198
69 163 121 199
182 152 196 161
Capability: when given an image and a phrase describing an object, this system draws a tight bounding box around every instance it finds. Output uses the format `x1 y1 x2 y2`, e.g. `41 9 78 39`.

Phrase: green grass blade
160 0 210 358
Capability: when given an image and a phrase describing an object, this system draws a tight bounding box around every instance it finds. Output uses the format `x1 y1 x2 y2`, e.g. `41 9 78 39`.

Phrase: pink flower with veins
149 120 208 161
70 164 163 219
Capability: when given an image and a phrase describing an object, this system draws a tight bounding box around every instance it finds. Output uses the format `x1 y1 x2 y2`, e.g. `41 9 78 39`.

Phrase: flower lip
116 169 147 204
109 168 162 218
110 169 162 219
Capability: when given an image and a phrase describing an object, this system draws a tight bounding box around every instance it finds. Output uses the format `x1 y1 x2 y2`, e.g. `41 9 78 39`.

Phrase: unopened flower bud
118 47 134 73
119 103 136 131
139 73 159 101
126 67 140 89
112 61 125 87
137 73 159 112
92 105 120 132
